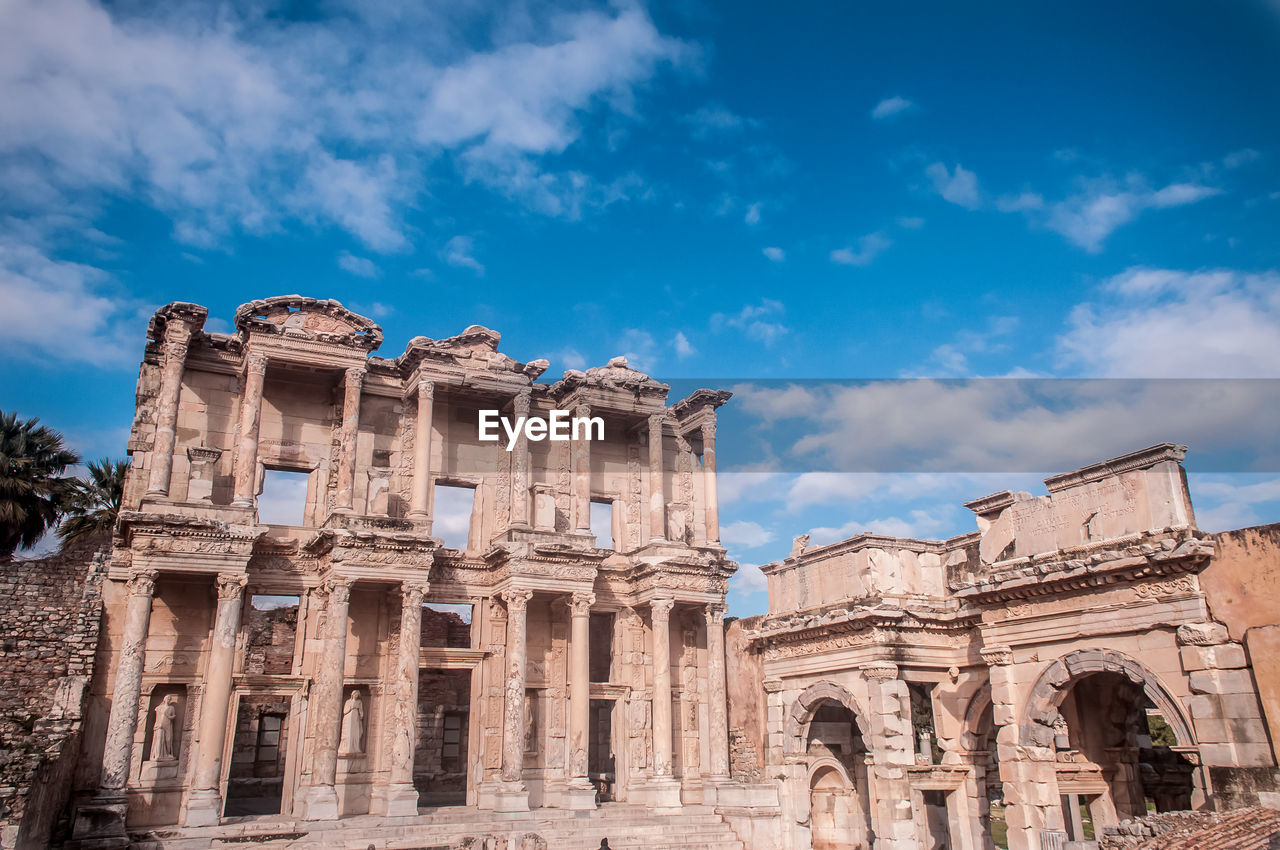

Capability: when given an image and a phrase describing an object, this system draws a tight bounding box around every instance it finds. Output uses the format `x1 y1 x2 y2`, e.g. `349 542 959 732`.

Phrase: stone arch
960 681 993 751
808 756 853 789
784 681 868 756
1019 648 1195 749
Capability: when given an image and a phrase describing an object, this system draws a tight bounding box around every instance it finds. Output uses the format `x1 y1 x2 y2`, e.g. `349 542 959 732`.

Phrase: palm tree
0 410 81 562
60 458 128 546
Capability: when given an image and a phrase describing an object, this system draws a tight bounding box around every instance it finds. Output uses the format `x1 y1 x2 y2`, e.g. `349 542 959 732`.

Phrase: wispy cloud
442 235 484 274
683 103 756 140
831 232 891 266
762 246 785 262
1044 178 1220 252
712 298 789 345
744 202 762 225
337 251 380 278
673 331 696 359
926 162 982 209
871 95 915 120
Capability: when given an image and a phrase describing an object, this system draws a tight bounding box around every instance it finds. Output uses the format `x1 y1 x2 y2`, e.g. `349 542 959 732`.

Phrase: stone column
303 577 351 820
185 573 247 826
651 597 675 777
145 322 194 497
232 353 268 507
864 662 917 850
381 580 428 815
408 379 435 525
100 570 160 793
510 388 532 530
701 422 720 544
648 414 666 542
334 366 365 514
567 591 596 808
704 603 730 780
573 403 592 532
497 588 532 811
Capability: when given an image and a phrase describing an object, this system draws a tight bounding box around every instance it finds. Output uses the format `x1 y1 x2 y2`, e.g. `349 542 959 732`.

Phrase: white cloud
1043 179 1219 252
1187 474 1280 532
1057 267 1280 377
831 232 891 266
337 251 380 278
619 328 658 372
744 202 762 226
721 520 776 549
555 348 587 371
712 299 789 345
0 0 686 258
442 235 484 274
926 162 981 209
673 331 696 359
996 192 1044 213
730 562 768 593
762 246 785 262
684 104 755 139
807 508 954 546
871 95 915 120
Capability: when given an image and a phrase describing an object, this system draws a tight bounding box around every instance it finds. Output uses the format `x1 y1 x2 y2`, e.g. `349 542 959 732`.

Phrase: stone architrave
232 353 268 506
185 573 247 826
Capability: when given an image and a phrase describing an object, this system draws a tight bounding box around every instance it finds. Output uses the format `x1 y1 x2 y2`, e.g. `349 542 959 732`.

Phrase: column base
629 777 682 810
301 785 340 821
564 780 598 810
68 793 129 849
183 788 224 827
492 782 531 812
371 782 421 817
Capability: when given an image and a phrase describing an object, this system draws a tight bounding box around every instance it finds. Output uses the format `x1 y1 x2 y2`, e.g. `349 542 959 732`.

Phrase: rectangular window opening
258 468 310 526
589 612 614 683
421 602 473 649
590 499 614 550
433 483 476 550
245 595 300 675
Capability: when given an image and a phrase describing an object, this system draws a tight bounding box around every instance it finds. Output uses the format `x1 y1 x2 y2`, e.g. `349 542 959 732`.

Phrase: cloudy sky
2 0 1280 614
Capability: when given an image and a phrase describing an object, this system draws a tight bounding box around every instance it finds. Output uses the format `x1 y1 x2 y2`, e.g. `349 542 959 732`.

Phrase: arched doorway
1022 650 1200 843
806 701 873 850
961 685 1003 849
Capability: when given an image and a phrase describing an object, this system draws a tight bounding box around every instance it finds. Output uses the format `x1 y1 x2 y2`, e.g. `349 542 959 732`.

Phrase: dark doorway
223 696 290 816
415 668 472 806
589 699 615 802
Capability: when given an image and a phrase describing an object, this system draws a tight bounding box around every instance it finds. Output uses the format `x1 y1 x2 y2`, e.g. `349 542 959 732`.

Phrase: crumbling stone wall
724 616 766 780
0 539 106 849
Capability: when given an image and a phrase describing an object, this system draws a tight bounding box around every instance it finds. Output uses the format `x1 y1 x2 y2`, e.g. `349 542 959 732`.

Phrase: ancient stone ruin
0 296 1277 850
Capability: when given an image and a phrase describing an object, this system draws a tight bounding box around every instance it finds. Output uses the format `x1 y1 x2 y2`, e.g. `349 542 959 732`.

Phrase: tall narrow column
648 414 667 542
408 379 435 524
232 353 268 507
567 591 596 807
304 577 351 820
334 366 365 513
573 403 592 532
704 603 730 780
510 388 532 529
382 580 428 815
497 588 532 811
146 323 194 497
651 597 675 778
185 573 247 826
701 422 720 545
100 570 159 793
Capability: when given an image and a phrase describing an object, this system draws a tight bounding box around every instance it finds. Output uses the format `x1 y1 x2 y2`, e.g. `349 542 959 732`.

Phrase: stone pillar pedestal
704 603 730 781
645 597 682 809
72 571 158 846
408 379 435 527
302 578 351 820
496 588 532 812
374 581 427 816
334 366 365 513
184 574 247 826
232 353 268 507
566 591 597 810
864 664 916 850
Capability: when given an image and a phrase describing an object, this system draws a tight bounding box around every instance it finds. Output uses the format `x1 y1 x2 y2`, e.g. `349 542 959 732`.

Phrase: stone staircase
127 803 746 850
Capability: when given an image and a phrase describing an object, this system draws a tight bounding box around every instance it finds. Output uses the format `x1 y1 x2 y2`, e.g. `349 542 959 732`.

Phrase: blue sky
2 0 1280 614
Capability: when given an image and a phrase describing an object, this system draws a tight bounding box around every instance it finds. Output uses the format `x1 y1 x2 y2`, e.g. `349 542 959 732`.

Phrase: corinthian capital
570 591 596 617
703 602 727 625
128 569 159 597
402 580 429 607
345 365 366 388
501 588 533 613
650 597 675 621
215 573 248 601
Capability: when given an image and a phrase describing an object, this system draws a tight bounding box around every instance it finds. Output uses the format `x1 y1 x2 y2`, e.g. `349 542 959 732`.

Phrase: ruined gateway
16 296 1277 850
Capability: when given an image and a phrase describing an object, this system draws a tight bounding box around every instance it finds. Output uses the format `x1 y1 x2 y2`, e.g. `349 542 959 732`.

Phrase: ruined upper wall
965 443 1195 566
